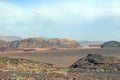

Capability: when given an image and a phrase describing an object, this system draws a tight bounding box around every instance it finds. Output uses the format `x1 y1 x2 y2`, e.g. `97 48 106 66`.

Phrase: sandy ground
0 47 120 68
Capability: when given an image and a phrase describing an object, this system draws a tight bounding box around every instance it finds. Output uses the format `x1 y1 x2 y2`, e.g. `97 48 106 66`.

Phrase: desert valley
0 36 120 80
0 0 120 80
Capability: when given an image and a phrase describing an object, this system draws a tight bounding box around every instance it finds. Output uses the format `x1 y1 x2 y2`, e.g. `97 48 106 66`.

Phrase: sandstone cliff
10 38 47 49
0 39 10 48
9 37 81 49
48 38 80 48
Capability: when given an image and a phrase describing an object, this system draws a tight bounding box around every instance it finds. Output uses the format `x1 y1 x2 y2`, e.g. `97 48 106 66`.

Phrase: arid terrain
0 47 120 68
0 48 120 80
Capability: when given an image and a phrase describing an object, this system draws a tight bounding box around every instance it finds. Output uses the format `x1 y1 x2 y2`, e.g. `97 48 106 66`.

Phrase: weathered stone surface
10 38 81 49
10 38 48 49
0 39 10 48
0 37 81 51
48 38 80 48
70 53 120 72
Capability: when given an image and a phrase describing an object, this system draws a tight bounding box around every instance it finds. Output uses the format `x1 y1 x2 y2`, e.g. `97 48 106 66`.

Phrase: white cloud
0 0 120 37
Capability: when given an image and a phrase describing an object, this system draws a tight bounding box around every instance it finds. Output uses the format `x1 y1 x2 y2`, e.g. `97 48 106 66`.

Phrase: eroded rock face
10 38 48 49
48 38 80 48
0 37 81 51
0 39 10 48
70 53 120 72
10 38 81 49
101 41 120 48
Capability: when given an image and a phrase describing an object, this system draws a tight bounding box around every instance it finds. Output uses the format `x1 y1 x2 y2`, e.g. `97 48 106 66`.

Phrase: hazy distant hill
101 41 120 48
79 41 104 46
0 36 22 42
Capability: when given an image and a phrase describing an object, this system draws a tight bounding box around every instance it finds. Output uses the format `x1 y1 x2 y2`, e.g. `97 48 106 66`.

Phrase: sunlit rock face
48 38 81 48
10 38 81 49
10 38 48 49
0 39 10 48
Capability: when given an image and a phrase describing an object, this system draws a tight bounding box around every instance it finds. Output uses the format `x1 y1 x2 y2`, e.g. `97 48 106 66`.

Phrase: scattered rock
70 53 120 72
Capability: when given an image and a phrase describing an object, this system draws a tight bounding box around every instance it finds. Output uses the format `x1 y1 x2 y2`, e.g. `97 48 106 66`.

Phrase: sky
0 0 120 41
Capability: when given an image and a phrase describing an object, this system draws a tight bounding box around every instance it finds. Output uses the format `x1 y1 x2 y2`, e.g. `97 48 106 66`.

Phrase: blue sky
0 0 120 41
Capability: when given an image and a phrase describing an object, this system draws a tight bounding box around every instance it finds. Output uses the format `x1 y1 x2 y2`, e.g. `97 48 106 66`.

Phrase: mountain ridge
0 37 81 51
0 36 22 42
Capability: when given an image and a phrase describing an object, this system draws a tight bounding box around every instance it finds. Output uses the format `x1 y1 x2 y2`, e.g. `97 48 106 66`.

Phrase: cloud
0 0 120 38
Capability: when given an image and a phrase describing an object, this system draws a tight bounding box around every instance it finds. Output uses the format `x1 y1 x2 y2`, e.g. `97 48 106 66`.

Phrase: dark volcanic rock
68 54 120 80
70 53 120 72
101 41 120 48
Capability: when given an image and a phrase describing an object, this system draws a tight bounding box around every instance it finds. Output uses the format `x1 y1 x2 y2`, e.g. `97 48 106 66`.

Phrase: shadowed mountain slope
101 41 120 48
0 36 22 42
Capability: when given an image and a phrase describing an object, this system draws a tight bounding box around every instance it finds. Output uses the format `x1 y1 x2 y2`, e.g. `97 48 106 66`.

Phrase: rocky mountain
79 41 104 46
48 38 80 48
9 38 81 49
0 39 10 48
0 36 22 42
10 38 48 49
101 41 120 48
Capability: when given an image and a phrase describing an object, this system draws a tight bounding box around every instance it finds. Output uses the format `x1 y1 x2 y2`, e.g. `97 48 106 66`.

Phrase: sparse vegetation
0 48 120 80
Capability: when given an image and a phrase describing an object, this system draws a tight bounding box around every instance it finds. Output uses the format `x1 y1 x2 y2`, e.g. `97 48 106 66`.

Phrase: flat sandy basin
0 47 120 68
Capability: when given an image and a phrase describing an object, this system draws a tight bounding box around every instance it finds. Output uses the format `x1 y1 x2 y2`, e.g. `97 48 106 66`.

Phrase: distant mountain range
0 36 120 52
0 36 22 42
0 37 81 51
79 41 104 46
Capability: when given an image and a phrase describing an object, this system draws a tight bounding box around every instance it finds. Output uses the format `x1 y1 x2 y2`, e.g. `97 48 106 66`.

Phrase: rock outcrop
101 41 120 48
10 38 48 49
10 38 81 49
48 38 80 48
68 54 120 80
70 53 120 72
0 37 81 51
0 39 10 48
80 41 104 46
